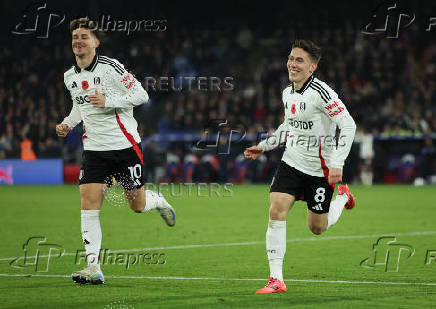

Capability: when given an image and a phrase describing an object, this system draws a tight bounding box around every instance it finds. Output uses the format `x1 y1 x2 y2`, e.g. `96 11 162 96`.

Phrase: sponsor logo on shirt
75 95 90 104
122 73 135 89
287 118 314 130
324 101 344 117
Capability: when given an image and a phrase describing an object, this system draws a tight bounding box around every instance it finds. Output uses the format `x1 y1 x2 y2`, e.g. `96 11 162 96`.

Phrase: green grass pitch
0 184 435 308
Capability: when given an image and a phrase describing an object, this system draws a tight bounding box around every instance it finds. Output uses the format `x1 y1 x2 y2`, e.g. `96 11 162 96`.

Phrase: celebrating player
56 18 176 285
244 40 356 294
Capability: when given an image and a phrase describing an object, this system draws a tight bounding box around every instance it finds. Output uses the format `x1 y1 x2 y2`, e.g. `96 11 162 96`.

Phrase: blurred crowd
1 8 435 184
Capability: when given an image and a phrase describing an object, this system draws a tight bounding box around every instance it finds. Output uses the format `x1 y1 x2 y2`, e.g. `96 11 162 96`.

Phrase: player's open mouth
289 69 299 76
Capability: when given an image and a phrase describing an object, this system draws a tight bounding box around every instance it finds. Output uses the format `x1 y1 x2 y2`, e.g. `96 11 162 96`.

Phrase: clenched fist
328 167 343 184
56 124 70 137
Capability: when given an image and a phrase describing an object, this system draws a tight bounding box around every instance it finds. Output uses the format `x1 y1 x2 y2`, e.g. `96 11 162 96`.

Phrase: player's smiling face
287 48 317 85
72 28 99 58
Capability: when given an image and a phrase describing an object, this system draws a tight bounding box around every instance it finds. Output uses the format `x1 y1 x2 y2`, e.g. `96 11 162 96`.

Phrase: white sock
81 210 102 269
266 220 286 281
327 194 348 229
141 190 163 212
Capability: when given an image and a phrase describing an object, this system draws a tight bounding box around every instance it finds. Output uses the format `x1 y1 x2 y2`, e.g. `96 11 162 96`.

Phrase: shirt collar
291 74 314 94
74 54 99 73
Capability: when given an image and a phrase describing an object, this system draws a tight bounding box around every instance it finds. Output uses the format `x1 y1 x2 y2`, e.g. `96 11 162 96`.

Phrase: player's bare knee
131 204 143 213
126 199 141 213
308 223 325 235
269 193 293 220
269 205 287 220
124 189 145 213
80 195 100 210
81 199 100 210
129 197 145 213
310 227 324 235
80 184 104 209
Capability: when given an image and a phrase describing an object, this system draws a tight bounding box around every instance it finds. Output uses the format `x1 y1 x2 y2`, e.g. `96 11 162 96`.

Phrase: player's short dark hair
292 39 322 63
69 17 101 40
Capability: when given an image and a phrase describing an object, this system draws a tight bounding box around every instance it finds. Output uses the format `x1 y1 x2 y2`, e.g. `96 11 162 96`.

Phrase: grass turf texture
0 184 435 308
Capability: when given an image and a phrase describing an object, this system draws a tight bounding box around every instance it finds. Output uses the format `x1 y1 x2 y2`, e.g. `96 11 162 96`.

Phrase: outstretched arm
245 87 290 160
244 121 288 160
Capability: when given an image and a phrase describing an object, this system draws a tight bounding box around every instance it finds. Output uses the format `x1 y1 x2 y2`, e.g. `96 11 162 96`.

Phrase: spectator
39 137 62 158
421 137 436 180
20 136 36 161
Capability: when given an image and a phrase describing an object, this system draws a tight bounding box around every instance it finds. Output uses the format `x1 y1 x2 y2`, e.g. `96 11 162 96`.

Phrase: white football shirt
259 75 356 177
62 54 149 151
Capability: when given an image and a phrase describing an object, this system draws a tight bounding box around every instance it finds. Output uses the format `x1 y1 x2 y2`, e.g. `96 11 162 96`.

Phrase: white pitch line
0 273 435 286
1 230 436 262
